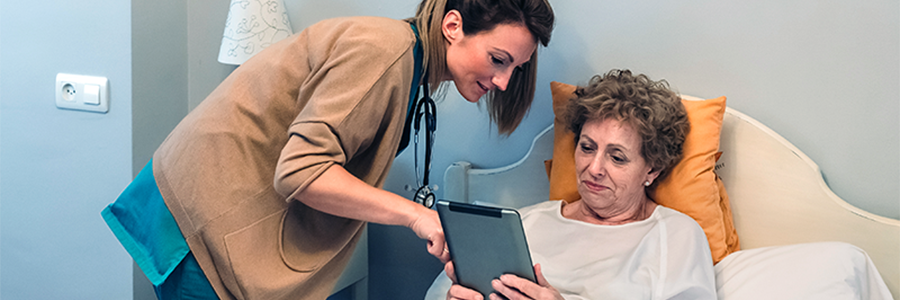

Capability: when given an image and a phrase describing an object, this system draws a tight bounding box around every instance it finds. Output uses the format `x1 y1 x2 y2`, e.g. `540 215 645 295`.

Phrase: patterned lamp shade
217 0 293 65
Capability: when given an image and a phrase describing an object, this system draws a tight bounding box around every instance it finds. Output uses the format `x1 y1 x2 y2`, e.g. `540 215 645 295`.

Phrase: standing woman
102 0 554 299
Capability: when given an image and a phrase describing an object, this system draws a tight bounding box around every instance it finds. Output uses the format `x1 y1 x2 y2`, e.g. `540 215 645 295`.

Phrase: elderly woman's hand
445 262 563 300
490 264 563 300
445 261 486 300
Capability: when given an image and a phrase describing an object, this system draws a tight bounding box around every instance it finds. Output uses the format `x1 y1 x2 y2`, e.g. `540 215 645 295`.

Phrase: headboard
442 107 900 298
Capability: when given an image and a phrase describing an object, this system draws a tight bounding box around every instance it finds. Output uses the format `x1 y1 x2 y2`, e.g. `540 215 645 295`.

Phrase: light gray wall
131 0 190 299
133 0 189 173
187 0 237 110
1 0 191 298
0 0 134 299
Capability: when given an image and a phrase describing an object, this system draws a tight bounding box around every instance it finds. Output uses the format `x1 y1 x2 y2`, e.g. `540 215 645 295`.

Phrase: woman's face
575 117 659 213
442 11 537 102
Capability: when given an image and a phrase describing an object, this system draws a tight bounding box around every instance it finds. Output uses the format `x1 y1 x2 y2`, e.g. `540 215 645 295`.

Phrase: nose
587 154 606 178
491 68 514 91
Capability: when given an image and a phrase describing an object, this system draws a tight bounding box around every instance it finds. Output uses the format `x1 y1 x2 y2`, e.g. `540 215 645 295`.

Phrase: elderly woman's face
575 118 657 211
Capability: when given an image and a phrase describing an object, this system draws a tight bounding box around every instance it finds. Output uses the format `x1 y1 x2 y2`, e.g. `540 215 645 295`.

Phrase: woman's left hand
490 264 563 300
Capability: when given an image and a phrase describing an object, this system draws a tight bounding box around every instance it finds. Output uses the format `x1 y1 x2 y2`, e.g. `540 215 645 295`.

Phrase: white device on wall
55 73 109 113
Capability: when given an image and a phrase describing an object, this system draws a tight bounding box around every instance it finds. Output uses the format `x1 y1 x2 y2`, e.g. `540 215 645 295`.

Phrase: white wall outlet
55 73 109 113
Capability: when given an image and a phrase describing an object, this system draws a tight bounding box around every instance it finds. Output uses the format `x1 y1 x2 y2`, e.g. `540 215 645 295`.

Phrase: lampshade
218 0 294 65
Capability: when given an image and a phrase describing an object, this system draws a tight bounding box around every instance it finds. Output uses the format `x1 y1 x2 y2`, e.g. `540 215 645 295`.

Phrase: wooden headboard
442 107 900 298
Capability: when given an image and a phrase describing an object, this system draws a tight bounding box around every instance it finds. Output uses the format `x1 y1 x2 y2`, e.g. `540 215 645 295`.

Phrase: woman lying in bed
435 70 717 300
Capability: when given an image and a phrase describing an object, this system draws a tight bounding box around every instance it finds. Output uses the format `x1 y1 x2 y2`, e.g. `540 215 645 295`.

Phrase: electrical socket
55 73 109 113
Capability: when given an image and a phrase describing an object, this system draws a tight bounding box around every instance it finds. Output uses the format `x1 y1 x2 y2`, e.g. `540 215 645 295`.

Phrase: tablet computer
436 199 535 297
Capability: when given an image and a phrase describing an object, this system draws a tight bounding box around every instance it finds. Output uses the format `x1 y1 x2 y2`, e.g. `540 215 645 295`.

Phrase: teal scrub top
101 159 189 286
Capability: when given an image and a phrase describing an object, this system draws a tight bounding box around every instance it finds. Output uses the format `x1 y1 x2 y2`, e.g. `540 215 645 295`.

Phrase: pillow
547 81 580 202
715 242 893 300
546 81 739 263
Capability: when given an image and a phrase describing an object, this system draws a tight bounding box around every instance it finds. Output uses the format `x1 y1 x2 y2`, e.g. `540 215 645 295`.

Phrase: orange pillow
547 81 580 203
546 81 739 263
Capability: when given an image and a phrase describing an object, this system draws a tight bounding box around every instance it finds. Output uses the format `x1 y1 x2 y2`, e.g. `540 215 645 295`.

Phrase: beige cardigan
153 16 417 299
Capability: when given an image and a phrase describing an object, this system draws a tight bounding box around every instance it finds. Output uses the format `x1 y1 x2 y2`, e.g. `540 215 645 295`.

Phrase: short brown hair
565 69 690 188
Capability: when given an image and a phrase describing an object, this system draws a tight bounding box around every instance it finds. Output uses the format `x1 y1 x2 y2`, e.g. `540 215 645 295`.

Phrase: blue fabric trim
408 23 424 121
397 23 424 156
154 252 218 299
101 159 189 286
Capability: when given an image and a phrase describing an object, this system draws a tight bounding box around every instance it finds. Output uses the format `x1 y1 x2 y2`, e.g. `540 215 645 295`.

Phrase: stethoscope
411 75 437 208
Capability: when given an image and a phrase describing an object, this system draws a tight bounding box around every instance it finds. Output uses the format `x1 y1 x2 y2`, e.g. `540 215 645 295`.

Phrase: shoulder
307 16 415 48
655 206 700 228
243 16 414 72
300 16 417 81
655 206 713 263
655 206 706 240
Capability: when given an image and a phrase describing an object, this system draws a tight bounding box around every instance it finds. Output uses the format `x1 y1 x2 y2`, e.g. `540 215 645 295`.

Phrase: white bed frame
443 106 900 299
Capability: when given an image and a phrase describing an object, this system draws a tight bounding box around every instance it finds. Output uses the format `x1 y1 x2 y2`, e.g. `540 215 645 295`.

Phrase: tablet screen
436 200 535 297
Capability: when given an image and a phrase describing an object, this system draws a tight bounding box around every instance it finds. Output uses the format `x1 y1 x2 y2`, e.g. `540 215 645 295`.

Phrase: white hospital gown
424 200 717 300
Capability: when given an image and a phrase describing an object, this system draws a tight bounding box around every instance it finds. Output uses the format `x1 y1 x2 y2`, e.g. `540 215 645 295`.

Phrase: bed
425 89 899 299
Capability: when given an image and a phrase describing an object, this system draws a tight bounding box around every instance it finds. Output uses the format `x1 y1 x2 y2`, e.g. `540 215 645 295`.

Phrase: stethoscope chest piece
414 185 436 208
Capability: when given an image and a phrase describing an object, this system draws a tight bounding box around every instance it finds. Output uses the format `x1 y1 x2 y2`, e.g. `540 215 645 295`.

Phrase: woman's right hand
294 165 451 263
410 209 450 263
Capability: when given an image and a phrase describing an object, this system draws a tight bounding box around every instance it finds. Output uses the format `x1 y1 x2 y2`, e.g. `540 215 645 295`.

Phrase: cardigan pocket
280 201 362 272
223 201 362 299
224 210 304 299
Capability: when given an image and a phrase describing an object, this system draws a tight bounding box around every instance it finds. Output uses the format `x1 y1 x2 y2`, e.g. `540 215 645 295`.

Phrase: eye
578 142 595 154
491 55 504 65
515 62 528 72
610 152 629 164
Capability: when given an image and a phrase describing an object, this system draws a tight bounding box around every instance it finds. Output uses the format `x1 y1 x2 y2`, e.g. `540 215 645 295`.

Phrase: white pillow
715 242 893 300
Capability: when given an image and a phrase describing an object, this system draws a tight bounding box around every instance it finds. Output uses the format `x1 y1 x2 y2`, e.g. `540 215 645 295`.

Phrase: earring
644 181 651 186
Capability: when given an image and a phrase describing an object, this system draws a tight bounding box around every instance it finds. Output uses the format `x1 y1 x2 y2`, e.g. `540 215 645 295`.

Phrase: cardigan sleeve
274 17 415 201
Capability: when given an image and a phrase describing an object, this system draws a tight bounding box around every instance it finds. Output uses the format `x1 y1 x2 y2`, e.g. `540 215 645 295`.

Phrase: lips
477 81 490 93
582 180 608 192
464 82 489 102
